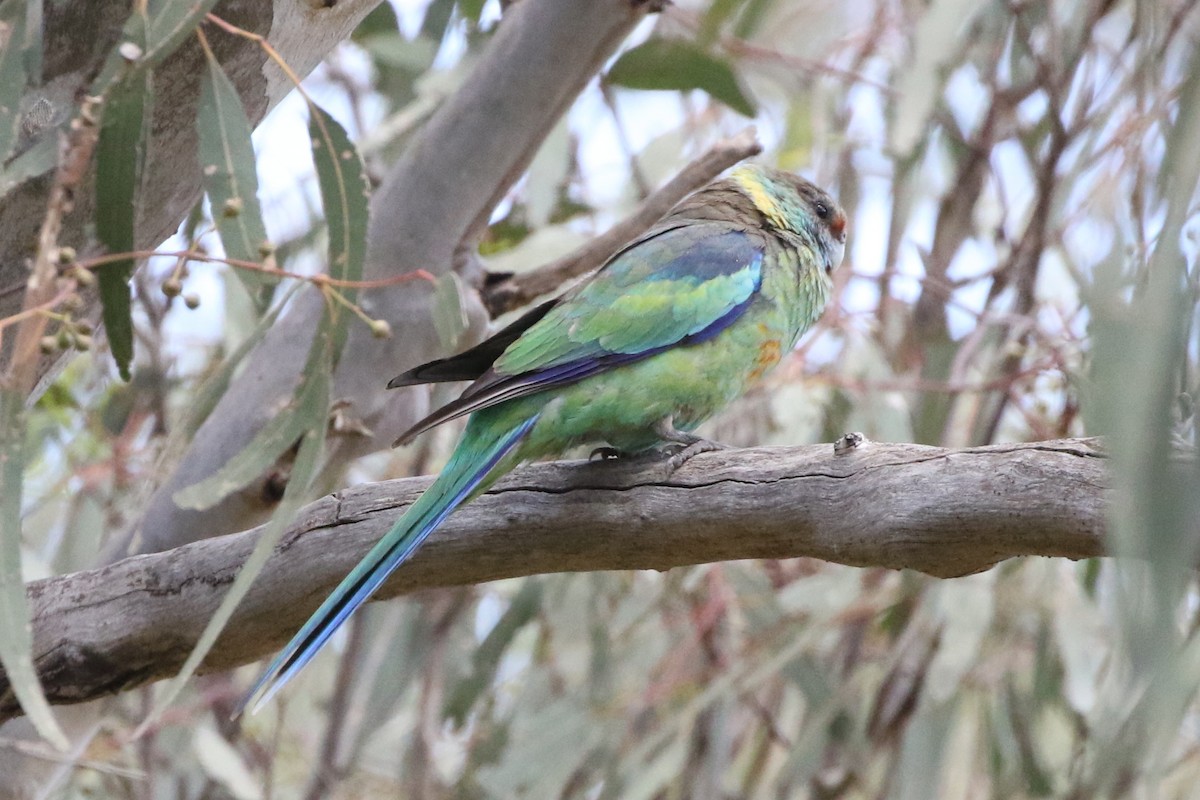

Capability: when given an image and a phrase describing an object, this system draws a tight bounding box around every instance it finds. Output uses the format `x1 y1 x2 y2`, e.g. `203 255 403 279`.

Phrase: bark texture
1 438 1108 721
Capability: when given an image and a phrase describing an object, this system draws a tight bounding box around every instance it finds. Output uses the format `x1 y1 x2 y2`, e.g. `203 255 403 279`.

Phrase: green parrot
241 163 847 711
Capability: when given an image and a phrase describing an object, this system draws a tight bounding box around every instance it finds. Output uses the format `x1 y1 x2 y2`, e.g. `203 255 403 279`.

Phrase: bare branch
2 438 1107 721
482 127 764 316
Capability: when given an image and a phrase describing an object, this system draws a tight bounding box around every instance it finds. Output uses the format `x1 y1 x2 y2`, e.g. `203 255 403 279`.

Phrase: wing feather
394 222 765 446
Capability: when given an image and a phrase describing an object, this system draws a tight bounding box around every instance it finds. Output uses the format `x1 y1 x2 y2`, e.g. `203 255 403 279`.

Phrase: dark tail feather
386 298 558 389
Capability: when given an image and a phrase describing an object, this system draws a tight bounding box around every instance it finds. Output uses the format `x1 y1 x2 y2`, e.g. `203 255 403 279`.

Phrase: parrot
240 163 847 712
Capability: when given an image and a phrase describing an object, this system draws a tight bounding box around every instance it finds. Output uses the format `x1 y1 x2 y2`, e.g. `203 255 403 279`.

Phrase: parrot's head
732 165 847 274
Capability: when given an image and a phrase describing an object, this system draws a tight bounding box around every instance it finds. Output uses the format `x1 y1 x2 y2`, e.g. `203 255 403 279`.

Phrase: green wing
395 222 765 444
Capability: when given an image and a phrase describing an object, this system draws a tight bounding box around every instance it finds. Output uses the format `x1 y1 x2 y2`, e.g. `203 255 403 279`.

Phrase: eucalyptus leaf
0 0 28 166
351 0 399 41
309 103 369 357
172 363 324 510
193 723 263 800
606 38 757 118
891 0 984 154
444 578 543 725
95 42 151 381
0 131 54 201
141 403 327 737
92 0 221 93
431 271 469 353
0 389 68 750
197 51 272 294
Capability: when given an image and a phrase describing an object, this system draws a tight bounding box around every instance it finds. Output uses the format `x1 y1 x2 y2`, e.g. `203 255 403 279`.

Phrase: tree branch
2 438 1107 721
481 127 764 317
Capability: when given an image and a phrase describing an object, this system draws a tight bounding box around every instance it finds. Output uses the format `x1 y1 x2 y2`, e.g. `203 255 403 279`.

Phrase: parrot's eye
814 202 830 220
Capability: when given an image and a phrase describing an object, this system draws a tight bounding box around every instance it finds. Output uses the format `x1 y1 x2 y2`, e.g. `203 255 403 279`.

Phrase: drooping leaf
92 0 221 93
0 0 28 166
0 389 68 750
420 0 456 42
351 0 399 42
361 32 439 72
178 283 298 441
141 398 327 738
172 364 323 510
308 103 369 357
606 38 757 118
444 579 543 725
431 271 468 353
458 0 486 23
147 106 365 711
173 105 365 510
95 42 151 381
197 50 272 295
732 0 774 39
0 130 53 201
698 0 745 45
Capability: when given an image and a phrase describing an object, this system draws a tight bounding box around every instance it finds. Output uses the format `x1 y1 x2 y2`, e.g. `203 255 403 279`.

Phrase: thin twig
74 249 436 289
2 101 100 394
482 126 762 316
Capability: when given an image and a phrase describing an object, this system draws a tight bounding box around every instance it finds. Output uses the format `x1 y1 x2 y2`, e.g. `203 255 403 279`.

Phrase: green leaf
308 103 369 357
140 394 327 739
193 722 263 800
92 0 221 93
606 39 757 118
420 0 455 42
732 0 773 39
0 0 28 166
152 103 367 724
890 0 985 154
361 32 439 71
95 48 151 382
173 105 365 510
0 389 68 750
197 50 272 293
19 0 41 86
699 0 745 45
444 579 543 725
351 0 399 41
172 364 323 510
458 0 486 23
431 271 468 353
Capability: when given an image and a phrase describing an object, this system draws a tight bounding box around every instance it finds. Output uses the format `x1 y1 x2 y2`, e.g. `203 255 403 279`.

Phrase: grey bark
121 0 649 558
1 438 1108 721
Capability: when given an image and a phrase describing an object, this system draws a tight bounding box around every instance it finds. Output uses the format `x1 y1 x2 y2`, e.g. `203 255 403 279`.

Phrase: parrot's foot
663 439 727 473
653 416 726 474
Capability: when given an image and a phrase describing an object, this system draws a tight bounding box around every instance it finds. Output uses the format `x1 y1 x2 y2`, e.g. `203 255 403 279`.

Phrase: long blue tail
239 412 540 714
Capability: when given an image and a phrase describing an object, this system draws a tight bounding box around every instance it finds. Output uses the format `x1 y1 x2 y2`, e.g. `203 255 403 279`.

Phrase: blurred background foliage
10 0 1200 796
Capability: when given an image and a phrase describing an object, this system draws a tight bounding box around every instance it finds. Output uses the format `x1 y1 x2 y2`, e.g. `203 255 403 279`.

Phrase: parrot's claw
650 415 727 474
663 439 727 474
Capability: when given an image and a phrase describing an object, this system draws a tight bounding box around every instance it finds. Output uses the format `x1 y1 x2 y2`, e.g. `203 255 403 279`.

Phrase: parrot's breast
515 300 798 456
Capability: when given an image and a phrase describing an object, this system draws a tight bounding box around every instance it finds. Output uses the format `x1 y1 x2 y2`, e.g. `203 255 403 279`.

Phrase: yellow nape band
732 166 788 229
